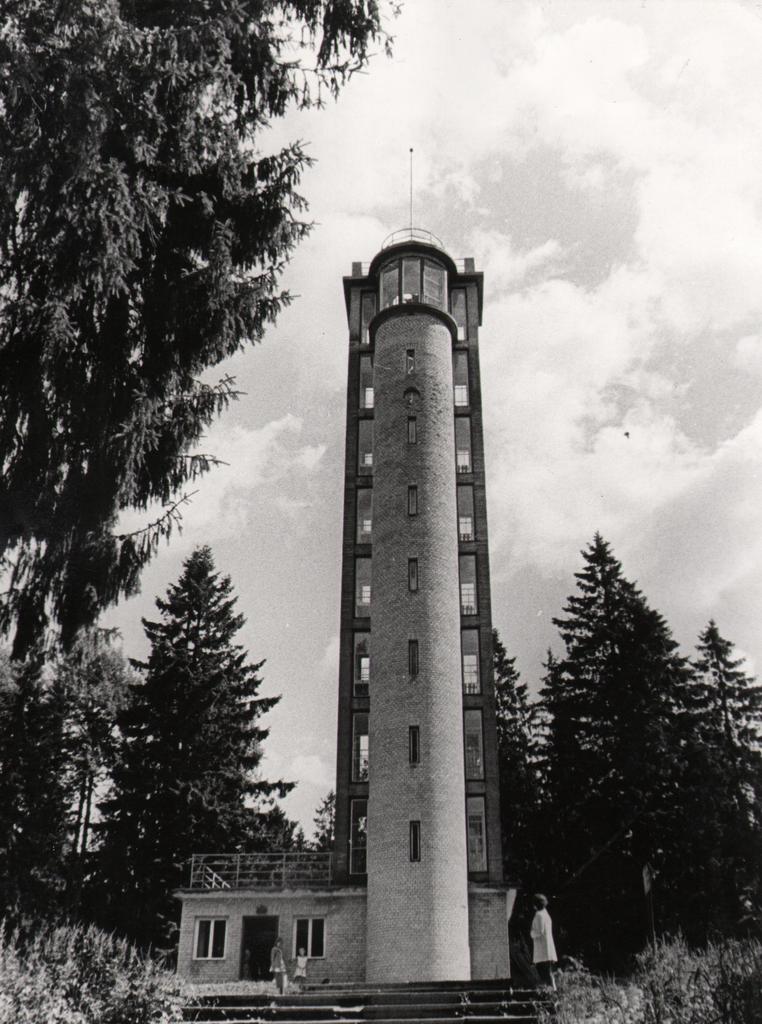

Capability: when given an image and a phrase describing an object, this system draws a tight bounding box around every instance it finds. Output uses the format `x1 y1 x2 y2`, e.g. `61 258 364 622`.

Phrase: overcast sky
106 0 762 833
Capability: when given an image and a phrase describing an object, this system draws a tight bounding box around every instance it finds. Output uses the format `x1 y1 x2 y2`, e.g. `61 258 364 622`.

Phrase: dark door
240 916 279 980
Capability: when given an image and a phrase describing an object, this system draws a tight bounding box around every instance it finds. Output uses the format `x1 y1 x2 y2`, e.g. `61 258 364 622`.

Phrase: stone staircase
183 979 552 1024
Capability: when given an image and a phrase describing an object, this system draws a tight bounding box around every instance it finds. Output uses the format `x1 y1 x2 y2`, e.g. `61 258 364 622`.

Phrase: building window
352 712 369 782
359 355 374 409
353 633 370 697
409 725 420 765
380 264 399 309
356 488 372 543
360 293 376 346
404 386 421 409
459 555 477 614
407 485 418 516
194 919 227 960
379 257 447 311
457 485 474 541
408 557 419 592
450 288 467 341
294 918 325 958
409 820 421 862
358 420 373 475
355 558 371 618
408 639 419 677
453 351 469 407
461 629 480 694
464 709 485 779
466 796 487 872
406 348 416 374
403 259 420 303
455 417 471 473
408 416 417 444
349 799 367 874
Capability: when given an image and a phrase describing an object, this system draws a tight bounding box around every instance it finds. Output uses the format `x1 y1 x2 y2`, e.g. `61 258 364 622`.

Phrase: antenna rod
409 147 413 230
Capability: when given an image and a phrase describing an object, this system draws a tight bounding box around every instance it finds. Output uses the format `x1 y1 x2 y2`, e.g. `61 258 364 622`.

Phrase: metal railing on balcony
189 852 333 890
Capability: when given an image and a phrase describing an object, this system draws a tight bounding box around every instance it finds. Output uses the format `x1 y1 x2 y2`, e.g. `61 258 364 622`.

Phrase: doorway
240 916 279 981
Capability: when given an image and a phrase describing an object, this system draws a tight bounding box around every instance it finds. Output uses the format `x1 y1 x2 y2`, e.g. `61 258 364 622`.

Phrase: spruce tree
540 534 694 968
492 630 542 885
95 546 291 950
0 0 393 658
0 651 70 919
312 790 336 852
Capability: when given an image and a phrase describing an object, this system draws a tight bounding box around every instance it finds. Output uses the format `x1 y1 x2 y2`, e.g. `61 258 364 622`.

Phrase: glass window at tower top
378 256 446 311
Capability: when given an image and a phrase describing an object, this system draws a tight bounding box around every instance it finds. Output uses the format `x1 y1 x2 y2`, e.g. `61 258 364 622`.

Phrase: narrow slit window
408 639 419 677
409 725 420 765
406 348 416 374
409 820 421 862
408 557 419 592
408 416 417 444
408 485 418 516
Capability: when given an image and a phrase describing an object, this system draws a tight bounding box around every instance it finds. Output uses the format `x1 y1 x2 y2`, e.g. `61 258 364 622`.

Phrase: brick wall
468 886 511 980
365 310 471 983
176 889 367 984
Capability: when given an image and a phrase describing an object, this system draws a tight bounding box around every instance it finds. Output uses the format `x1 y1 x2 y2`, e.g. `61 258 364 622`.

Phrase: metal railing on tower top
381 226 445 250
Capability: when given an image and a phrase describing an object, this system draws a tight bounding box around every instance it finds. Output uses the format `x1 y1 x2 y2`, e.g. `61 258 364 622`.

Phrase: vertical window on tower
464 709 485 780
356 488 372 544
408 558 419 592
450 288 467 341
352 712 369 782
353 633 370 696
409 820 421 862
359 355 374 409
358 420 373 475
380 264 399 309
402 258 421 303
453 351 469 407
408 416 417 444
459 555 477 615
349 799 367 874
455 417 472 473
466 796 487 872
409 725 420 765
360 293 376 345
408 639 419 677
407 485 418 516
355 558 371 617
406 348 416 374
461 629 481 694
422 260 446 308
457 485 474 541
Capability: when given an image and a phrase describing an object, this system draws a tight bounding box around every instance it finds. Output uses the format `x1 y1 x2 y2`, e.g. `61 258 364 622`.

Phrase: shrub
0 920 184 1023
543 936 762 1024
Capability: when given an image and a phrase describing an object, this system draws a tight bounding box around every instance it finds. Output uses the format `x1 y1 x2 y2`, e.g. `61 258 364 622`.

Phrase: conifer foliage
96 546 290 949
0 0 393 659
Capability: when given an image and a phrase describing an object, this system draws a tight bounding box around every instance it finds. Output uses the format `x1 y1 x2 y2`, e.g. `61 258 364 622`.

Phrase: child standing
294 947 309 988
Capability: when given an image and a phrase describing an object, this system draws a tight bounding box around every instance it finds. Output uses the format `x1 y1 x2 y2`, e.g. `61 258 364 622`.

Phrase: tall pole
409 147 413 229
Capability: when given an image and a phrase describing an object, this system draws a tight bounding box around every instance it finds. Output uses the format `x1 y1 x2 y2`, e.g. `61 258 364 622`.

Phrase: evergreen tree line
0 546 307 955
495 534 762 973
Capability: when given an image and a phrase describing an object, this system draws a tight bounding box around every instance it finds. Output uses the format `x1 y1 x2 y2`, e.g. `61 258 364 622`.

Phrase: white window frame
467 797 488 872
462 652 480 694
456 449 471 473
292 917 326 959
193 917 227 960
454 383 469 407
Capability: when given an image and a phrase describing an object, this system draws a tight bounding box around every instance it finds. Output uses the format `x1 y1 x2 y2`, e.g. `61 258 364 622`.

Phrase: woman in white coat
530 893 557 990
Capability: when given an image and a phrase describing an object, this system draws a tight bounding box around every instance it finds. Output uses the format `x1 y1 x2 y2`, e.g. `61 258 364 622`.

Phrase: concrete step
184 1018 540 1024
184 1003 540 1021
